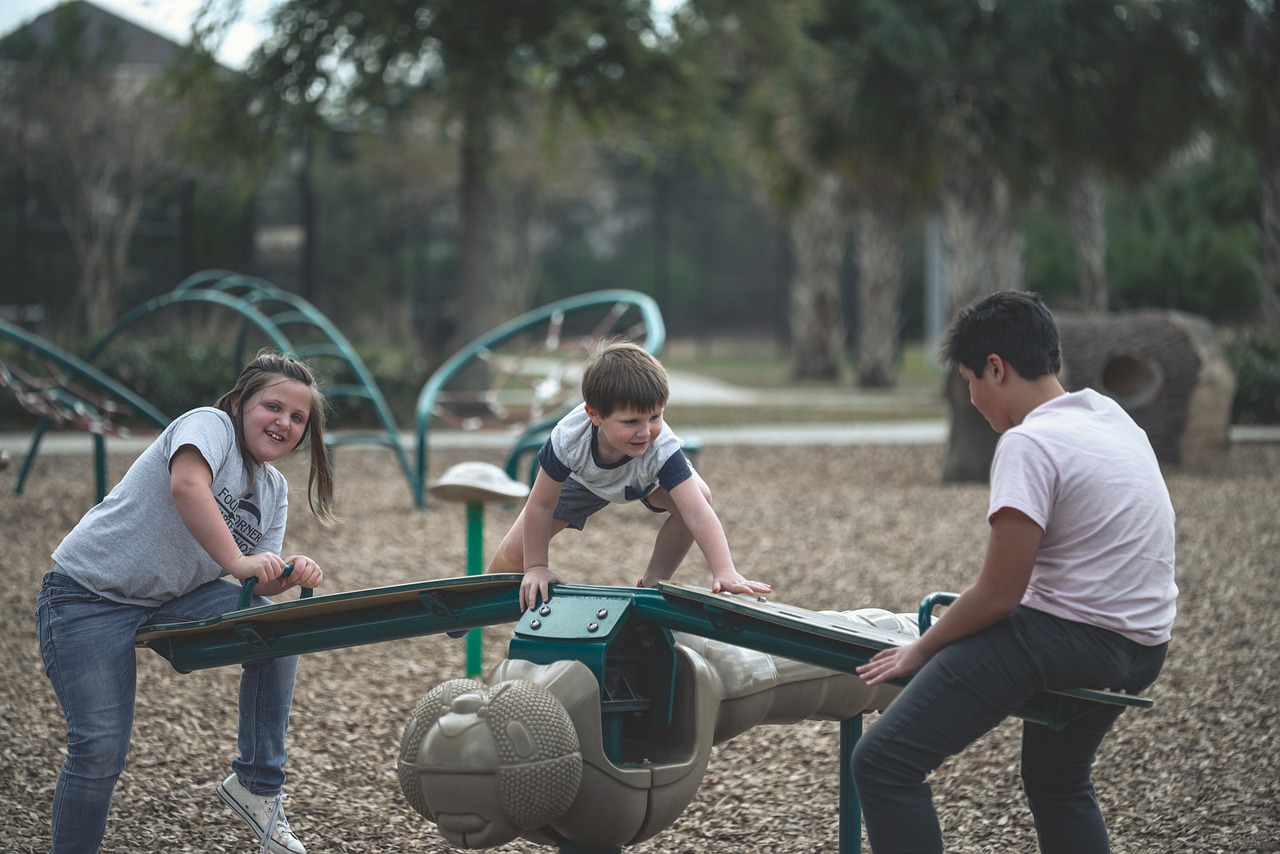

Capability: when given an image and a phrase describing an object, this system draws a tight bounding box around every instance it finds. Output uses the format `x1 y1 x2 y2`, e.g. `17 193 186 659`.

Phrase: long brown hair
214 351 338 524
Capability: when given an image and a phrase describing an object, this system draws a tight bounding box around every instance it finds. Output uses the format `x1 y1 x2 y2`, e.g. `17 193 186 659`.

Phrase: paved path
0 420 950 457
1 370 1274 457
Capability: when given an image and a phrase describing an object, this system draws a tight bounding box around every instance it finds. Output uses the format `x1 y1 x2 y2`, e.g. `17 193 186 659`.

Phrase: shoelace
261 793 293 854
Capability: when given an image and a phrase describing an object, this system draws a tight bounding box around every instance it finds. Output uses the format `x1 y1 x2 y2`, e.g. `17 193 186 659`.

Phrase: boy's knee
850 728 881 786
851 725 915 791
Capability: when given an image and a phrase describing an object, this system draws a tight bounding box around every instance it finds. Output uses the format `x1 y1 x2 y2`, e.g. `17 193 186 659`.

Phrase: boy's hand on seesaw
710 570 772 596
520 566 564 612
856 641 931 687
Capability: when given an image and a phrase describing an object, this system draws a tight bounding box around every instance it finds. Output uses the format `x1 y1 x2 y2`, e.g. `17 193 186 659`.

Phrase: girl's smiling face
235 378 313 463
586 404 665 463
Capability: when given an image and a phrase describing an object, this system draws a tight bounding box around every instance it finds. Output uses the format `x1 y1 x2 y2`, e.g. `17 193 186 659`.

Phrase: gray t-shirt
52 407 289 607
539 403 692 503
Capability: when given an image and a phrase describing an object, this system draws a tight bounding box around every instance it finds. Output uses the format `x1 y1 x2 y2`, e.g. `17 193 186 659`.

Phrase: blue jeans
36 571 299 854
851 606 1167 854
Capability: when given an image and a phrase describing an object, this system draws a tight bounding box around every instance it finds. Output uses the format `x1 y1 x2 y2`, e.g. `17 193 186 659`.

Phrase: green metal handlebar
237 564 315 611
917 591 959 635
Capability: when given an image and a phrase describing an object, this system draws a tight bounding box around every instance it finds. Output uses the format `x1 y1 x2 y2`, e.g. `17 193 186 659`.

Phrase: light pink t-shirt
988 389 1177 645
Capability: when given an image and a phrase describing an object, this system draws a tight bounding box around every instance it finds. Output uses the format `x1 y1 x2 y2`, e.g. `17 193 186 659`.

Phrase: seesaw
650 585 1153 723
135 574 526 673
135 578 1151 853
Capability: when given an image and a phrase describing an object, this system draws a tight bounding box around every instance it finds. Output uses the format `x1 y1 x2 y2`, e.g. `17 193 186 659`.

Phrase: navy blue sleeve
656 450 694 492
537 438 571 482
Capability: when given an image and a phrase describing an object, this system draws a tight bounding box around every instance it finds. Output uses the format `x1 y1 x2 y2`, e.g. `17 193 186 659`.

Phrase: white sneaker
217 773 306 854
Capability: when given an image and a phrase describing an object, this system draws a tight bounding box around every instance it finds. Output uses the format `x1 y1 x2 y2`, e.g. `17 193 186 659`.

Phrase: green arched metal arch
15 289 294 499
1 318 169 501
172 270 417 502
413 290 665 508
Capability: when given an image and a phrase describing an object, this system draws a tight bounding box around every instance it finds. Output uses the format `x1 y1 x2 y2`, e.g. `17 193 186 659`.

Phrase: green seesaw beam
136 574 526 673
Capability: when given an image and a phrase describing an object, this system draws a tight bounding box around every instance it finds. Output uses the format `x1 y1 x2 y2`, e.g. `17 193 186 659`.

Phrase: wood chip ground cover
1 442 1276 853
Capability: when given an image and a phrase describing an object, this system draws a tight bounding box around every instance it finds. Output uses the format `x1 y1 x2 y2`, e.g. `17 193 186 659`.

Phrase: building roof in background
0 0 187 66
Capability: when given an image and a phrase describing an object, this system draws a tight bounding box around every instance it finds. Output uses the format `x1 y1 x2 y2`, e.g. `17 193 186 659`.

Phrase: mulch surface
2 440 1277 853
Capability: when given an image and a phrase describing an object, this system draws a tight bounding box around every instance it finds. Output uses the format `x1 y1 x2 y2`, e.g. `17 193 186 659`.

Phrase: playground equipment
398 612 908 850
8 273 419 500
134 579 1151 853
172 271 417 496
0 317 168 501
427 461 531 677
6 276 668 510
942 307 1237 482
413 290 665 507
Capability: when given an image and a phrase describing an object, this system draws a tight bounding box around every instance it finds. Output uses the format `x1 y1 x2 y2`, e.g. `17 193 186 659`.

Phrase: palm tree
1037 0 1208 312
1195 1 1280 330
683 0 853 380
806 3 929 388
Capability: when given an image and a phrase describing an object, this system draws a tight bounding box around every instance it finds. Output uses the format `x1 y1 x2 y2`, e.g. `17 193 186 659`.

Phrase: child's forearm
521 512 554 571
689 514 736 578
171 479 244 572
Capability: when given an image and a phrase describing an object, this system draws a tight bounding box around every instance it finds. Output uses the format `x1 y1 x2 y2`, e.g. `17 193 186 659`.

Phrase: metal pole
465 502 484 677
840 714 863 854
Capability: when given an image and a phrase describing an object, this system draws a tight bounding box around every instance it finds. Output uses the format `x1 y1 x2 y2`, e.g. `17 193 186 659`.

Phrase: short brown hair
580 339 668 417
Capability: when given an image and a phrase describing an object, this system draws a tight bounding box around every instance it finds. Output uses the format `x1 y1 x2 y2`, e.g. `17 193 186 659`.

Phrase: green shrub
93 337 238 421
1226 331 1280 425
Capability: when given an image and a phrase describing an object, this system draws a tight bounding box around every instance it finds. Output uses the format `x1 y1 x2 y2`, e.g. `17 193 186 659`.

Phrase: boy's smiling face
585 404 666 462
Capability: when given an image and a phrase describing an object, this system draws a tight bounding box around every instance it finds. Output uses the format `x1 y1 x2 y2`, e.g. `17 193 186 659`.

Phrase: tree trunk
939 156 1023 483
940 158 1025 314
81 242 115 338
1258 135 1280 333
940 368 1000 483
1067 165 1109 312
789 172 849 380
489 180 544 322
452 103 501 354
852 184 905 388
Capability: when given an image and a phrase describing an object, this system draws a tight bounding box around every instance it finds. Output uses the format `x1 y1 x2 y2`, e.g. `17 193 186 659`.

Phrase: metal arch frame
13 289 294 501
81 287 294 362
1 318 169 502
172 270 418 502
412 290 666 508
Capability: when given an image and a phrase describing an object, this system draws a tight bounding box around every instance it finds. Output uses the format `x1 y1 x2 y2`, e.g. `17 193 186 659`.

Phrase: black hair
940 291 1062 379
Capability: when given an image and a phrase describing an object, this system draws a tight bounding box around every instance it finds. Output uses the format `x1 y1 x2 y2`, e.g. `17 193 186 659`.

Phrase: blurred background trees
0 0 1275 397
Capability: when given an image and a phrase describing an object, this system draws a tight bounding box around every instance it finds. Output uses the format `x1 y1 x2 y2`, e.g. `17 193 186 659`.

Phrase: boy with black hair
855 291 1177 853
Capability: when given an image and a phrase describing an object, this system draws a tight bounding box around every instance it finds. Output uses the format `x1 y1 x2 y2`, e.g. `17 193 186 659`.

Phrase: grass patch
662 336 944 391
660 336 947 426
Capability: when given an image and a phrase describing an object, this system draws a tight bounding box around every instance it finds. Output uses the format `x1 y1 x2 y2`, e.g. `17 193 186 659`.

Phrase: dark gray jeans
851 606 1167 854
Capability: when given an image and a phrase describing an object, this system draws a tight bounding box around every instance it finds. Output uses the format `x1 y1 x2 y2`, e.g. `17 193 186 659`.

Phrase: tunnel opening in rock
1101 354 1163 410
